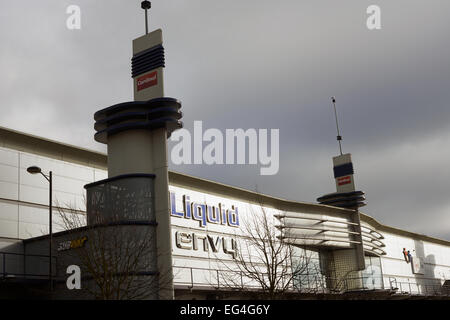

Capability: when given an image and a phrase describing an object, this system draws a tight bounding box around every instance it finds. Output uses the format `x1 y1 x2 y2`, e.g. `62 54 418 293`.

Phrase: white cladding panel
0 180 18 200
380 230 450 291
0 148 19 166
0 146 98 240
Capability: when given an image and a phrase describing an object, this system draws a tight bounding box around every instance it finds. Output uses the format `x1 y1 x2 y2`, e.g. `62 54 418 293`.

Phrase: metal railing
387 276 448 296
173 266 262 291
2 255 448 297
173 266 450 297
173 266 379 293
0 251 57 279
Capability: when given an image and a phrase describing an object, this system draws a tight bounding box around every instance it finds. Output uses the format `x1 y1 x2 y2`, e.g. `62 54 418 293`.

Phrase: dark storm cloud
1 1 449 239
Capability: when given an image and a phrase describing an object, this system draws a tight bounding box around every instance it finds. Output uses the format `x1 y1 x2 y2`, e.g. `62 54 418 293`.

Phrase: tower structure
316 97 367 286
85 3 182 299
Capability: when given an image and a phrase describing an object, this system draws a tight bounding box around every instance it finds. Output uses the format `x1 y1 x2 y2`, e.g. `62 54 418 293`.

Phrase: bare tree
216 202 325 299
55 202 171 300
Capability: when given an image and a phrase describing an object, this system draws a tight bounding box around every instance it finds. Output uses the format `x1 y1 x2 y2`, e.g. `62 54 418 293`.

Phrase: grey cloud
1 1 449 239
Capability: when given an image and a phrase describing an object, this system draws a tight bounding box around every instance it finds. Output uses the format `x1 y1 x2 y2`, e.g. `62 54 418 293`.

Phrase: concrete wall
380 231 450 294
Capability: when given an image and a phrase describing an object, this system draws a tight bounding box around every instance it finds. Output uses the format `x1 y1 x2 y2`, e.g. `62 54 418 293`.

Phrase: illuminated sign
175 231 237 258
170 192 240 228
57 236 88 252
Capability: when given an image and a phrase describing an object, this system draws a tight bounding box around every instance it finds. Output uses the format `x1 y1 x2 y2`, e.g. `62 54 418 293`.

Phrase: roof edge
0 126 107 168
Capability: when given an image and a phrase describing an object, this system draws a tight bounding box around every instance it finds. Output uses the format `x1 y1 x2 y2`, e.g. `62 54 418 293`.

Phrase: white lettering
66 265 81 290
169 121 280 175
175 231 237 259
66 5 81 30
366 5 381 30
170 129 192 165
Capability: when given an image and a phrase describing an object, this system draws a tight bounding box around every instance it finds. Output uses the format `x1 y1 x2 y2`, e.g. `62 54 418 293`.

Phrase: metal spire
141 1 151 35
331 96 343 155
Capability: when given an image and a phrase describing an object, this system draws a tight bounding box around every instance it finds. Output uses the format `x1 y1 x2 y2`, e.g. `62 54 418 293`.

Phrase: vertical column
150 128 173 299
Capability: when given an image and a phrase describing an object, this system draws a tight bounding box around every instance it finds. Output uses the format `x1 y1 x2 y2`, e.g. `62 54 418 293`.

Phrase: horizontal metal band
361 228 384 240
276 225 360 236
94 118 183 144
275 214 359 226
84 173 156 189
132 54 165 69
361 233 385 245
361 234 385 246
363 247 386 256
316 191 364 203
363 244 386 255
131 44 165 78
133 44 164 59
280 235 362 245
132 61 165 78
317 190 366 209
94 107 182 132
319 195 366 205
95 97 181 121
132 48 164 64
326 201 366 209
333 162 354 178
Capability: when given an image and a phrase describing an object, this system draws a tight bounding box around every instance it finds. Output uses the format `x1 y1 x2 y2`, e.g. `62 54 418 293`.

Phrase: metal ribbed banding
274 211 386 256
131 44 165 78
317 191 364 202
94 97 182 144
317 190 366 208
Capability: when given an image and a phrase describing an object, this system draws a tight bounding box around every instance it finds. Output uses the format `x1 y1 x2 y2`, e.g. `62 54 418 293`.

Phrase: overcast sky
1 1 449 240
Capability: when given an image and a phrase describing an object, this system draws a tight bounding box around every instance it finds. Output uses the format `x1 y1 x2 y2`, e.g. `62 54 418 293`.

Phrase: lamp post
27 166 53 293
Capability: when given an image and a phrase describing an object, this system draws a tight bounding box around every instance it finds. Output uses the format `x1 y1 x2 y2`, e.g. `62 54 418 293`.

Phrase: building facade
0 126 450 299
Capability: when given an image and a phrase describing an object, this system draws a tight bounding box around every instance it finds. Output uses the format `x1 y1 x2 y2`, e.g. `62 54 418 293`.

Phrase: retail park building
0 126 449 299
1 25 450 300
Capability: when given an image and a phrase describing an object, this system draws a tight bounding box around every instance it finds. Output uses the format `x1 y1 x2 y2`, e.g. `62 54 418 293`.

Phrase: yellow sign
57 236 88 251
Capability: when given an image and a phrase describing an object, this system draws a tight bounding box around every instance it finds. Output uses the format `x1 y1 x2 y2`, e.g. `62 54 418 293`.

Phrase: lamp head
27 166 42 174
141 1 151 10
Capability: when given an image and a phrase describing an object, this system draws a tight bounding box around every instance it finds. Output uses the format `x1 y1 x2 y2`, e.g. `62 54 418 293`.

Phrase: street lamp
27 166 53 293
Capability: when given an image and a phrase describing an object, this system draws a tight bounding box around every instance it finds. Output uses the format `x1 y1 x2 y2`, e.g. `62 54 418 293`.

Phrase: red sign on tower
137 71 158 91
337 176 351 186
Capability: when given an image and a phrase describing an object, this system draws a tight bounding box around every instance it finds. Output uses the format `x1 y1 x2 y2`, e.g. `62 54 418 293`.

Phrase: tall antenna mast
331 96 343 155
141 1 151 35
